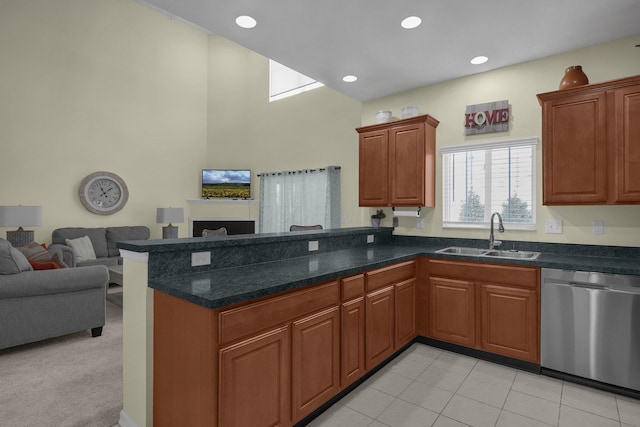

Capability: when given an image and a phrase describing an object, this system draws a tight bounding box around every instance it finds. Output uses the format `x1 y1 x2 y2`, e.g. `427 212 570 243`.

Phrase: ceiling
139 0 640 102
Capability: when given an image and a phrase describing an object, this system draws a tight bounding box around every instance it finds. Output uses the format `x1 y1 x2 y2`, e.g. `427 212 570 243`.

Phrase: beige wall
0 0 208 242
362 34 640 246
1 1 638 247
201 35 363 229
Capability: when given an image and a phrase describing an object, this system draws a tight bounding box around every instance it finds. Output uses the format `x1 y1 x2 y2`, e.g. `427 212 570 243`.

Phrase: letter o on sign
474 111 486 126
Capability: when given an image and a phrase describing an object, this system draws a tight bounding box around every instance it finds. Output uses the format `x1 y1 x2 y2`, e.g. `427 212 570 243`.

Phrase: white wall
362 34 640 246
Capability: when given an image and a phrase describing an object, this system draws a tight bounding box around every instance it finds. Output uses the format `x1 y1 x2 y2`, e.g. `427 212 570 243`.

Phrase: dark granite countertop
147 240 640 309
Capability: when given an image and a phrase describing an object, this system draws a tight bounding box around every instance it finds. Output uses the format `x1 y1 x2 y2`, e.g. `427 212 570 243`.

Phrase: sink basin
435 246 541 260
436 247 489 256
484 250 541 260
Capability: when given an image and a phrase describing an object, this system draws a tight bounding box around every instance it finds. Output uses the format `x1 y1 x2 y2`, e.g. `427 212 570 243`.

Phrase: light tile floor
307 343 640 427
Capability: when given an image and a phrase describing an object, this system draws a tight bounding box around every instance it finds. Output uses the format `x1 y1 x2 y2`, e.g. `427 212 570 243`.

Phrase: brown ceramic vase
559 65 589 89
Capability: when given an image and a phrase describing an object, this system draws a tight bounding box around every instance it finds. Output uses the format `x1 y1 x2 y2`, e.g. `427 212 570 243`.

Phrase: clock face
79 172 129 215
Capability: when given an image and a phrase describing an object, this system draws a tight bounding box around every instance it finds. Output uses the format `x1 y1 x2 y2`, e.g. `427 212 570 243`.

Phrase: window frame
440 136 538 231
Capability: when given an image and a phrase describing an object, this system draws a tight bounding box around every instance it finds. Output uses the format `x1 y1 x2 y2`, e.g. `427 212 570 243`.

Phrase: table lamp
156 207 184 239
0 205 43 247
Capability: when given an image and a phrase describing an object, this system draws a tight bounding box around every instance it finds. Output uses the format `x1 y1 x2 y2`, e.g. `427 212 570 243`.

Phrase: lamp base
7 229 34 247
162 225 178 239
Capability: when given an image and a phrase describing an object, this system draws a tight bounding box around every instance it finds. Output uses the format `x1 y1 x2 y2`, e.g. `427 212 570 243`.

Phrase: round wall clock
79 171 129 215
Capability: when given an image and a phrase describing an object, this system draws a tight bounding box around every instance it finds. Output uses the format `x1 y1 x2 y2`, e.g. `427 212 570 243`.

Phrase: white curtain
259 166 340 233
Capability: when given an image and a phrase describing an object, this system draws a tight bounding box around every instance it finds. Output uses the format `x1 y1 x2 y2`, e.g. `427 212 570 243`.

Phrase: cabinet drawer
427 259 538 289
342 274 365 301
219 281 339 345
366 260 416 292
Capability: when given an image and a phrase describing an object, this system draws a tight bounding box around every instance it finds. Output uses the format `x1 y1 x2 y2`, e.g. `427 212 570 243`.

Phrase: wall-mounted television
202 169 251 199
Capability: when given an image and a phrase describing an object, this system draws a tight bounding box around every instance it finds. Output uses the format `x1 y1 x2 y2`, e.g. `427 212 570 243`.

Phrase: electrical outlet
367 234 374 244
393 216 399 227
191 251 211 266
545 219 563 234
416 217 425 229
593 220 604 235
308 240 319 251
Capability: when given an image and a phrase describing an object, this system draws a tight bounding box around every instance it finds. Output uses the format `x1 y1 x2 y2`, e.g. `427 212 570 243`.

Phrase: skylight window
269 60 324 102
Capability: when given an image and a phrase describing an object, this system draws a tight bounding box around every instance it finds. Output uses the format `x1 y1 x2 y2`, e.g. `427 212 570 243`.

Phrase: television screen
202 169 251 199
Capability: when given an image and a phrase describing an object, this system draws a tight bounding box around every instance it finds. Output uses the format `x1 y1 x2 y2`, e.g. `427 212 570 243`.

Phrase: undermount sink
436 247 489 256
436 246 541 260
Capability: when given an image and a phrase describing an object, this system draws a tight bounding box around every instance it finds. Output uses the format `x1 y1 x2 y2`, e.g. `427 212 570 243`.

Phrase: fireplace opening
192 219 256 237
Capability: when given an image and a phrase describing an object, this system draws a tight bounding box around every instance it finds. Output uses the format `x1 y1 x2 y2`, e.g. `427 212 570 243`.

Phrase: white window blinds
441 137 537 229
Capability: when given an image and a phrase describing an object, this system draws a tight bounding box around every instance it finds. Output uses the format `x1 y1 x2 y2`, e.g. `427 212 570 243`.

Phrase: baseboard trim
118 410 139 427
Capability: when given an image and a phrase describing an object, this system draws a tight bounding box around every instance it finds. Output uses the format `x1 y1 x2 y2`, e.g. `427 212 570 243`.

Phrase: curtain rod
257 166 340 177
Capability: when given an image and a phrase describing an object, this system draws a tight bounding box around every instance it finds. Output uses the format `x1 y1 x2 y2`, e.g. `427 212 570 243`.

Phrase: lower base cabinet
428 277 476 347
341 297 366 387
365 286 395 370
427 259 540 363
292 307 340 422
395 278 417 347
219 326 291 427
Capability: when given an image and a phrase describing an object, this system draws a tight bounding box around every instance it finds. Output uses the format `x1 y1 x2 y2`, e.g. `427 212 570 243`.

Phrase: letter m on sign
464 100 509 135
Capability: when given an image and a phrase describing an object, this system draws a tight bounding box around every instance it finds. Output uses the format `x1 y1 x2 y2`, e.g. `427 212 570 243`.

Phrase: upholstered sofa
49 226 150 268
0 238 109 350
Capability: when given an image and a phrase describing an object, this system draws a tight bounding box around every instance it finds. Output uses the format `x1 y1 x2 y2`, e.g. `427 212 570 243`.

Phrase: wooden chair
289 225 323 231
202 227 228 237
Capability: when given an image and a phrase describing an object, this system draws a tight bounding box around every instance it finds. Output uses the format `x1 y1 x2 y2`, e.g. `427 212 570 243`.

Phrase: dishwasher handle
568 281 609 290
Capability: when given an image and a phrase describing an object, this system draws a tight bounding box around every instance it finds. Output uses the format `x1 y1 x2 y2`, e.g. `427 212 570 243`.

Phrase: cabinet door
365 286 395 370
428 277 476 347
292 307 340 422
480 284 538 363
359 129 388 206
341 297 366 387
219 326 290 427
614 83 640 202
389 122 425 206
395 278 417 348
542 92 608 204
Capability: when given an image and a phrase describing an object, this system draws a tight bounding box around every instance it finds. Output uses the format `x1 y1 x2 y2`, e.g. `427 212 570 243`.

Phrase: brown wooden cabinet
537 74 640 205
427 259 540 363
340 273 366 387
365 285 395 370
357 114 439 207
479 284 538 362
428 276 476 347
395 278 417 347
219 326 290 427
292 307 340 422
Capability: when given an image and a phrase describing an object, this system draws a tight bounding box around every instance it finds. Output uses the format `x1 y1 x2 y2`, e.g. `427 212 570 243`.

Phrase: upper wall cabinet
537 75 640 205
357 114 439 207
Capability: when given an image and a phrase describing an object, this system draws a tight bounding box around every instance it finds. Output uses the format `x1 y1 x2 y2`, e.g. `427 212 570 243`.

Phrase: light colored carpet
0 301 123 427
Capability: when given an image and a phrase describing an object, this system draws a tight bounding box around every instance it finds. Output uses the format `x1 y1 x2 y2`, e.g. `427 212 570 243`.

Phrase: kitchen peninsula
117 227 640 427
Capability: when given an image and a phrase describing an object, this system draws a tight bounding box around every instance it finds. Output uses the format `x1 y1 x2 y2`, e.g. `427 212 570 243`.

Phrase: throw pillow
65 235 97 262
0 238 34 275
18 241 52 262
29 259 60 270
51 253 69 268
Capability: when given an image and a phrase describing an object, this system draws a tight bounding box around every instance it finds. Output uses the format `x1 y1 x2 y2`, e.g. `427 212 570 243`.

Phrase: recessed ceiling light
471 55 488 65
235 15 257 29
343 75 358 83
401 16 422 29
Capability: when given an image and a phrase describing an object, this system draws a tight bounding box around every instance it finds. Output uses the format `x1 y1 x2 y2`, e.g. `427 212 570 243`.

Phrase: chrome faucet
489 212 505 249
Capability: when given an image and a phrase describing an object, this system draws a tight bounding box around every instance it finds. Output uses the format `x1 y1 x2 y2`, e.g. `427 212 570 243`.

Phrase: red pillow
28 260 60 270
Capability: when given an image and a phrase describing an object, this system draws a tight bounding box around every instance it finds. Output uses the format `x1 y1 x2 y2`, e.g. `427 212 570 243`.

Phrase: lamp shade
156 208 184 224
0 206 42 228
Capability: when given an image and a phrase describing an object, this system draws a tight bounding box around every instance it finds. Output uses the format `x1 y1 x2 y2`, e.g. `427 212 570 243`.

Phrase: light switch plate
545 219 563 234
308 241 319 251
593 220 604 235
191 251 211 266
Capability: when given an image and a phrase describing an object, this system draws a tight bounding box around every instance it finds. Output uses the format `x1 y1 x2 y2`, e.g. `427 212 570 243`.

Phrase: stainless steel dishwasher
541 268 640 392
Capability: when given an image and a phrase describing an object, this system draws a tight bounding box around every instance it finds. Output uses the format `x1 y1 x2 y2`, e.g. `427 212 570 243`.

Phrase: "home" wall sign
464 100 509 135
